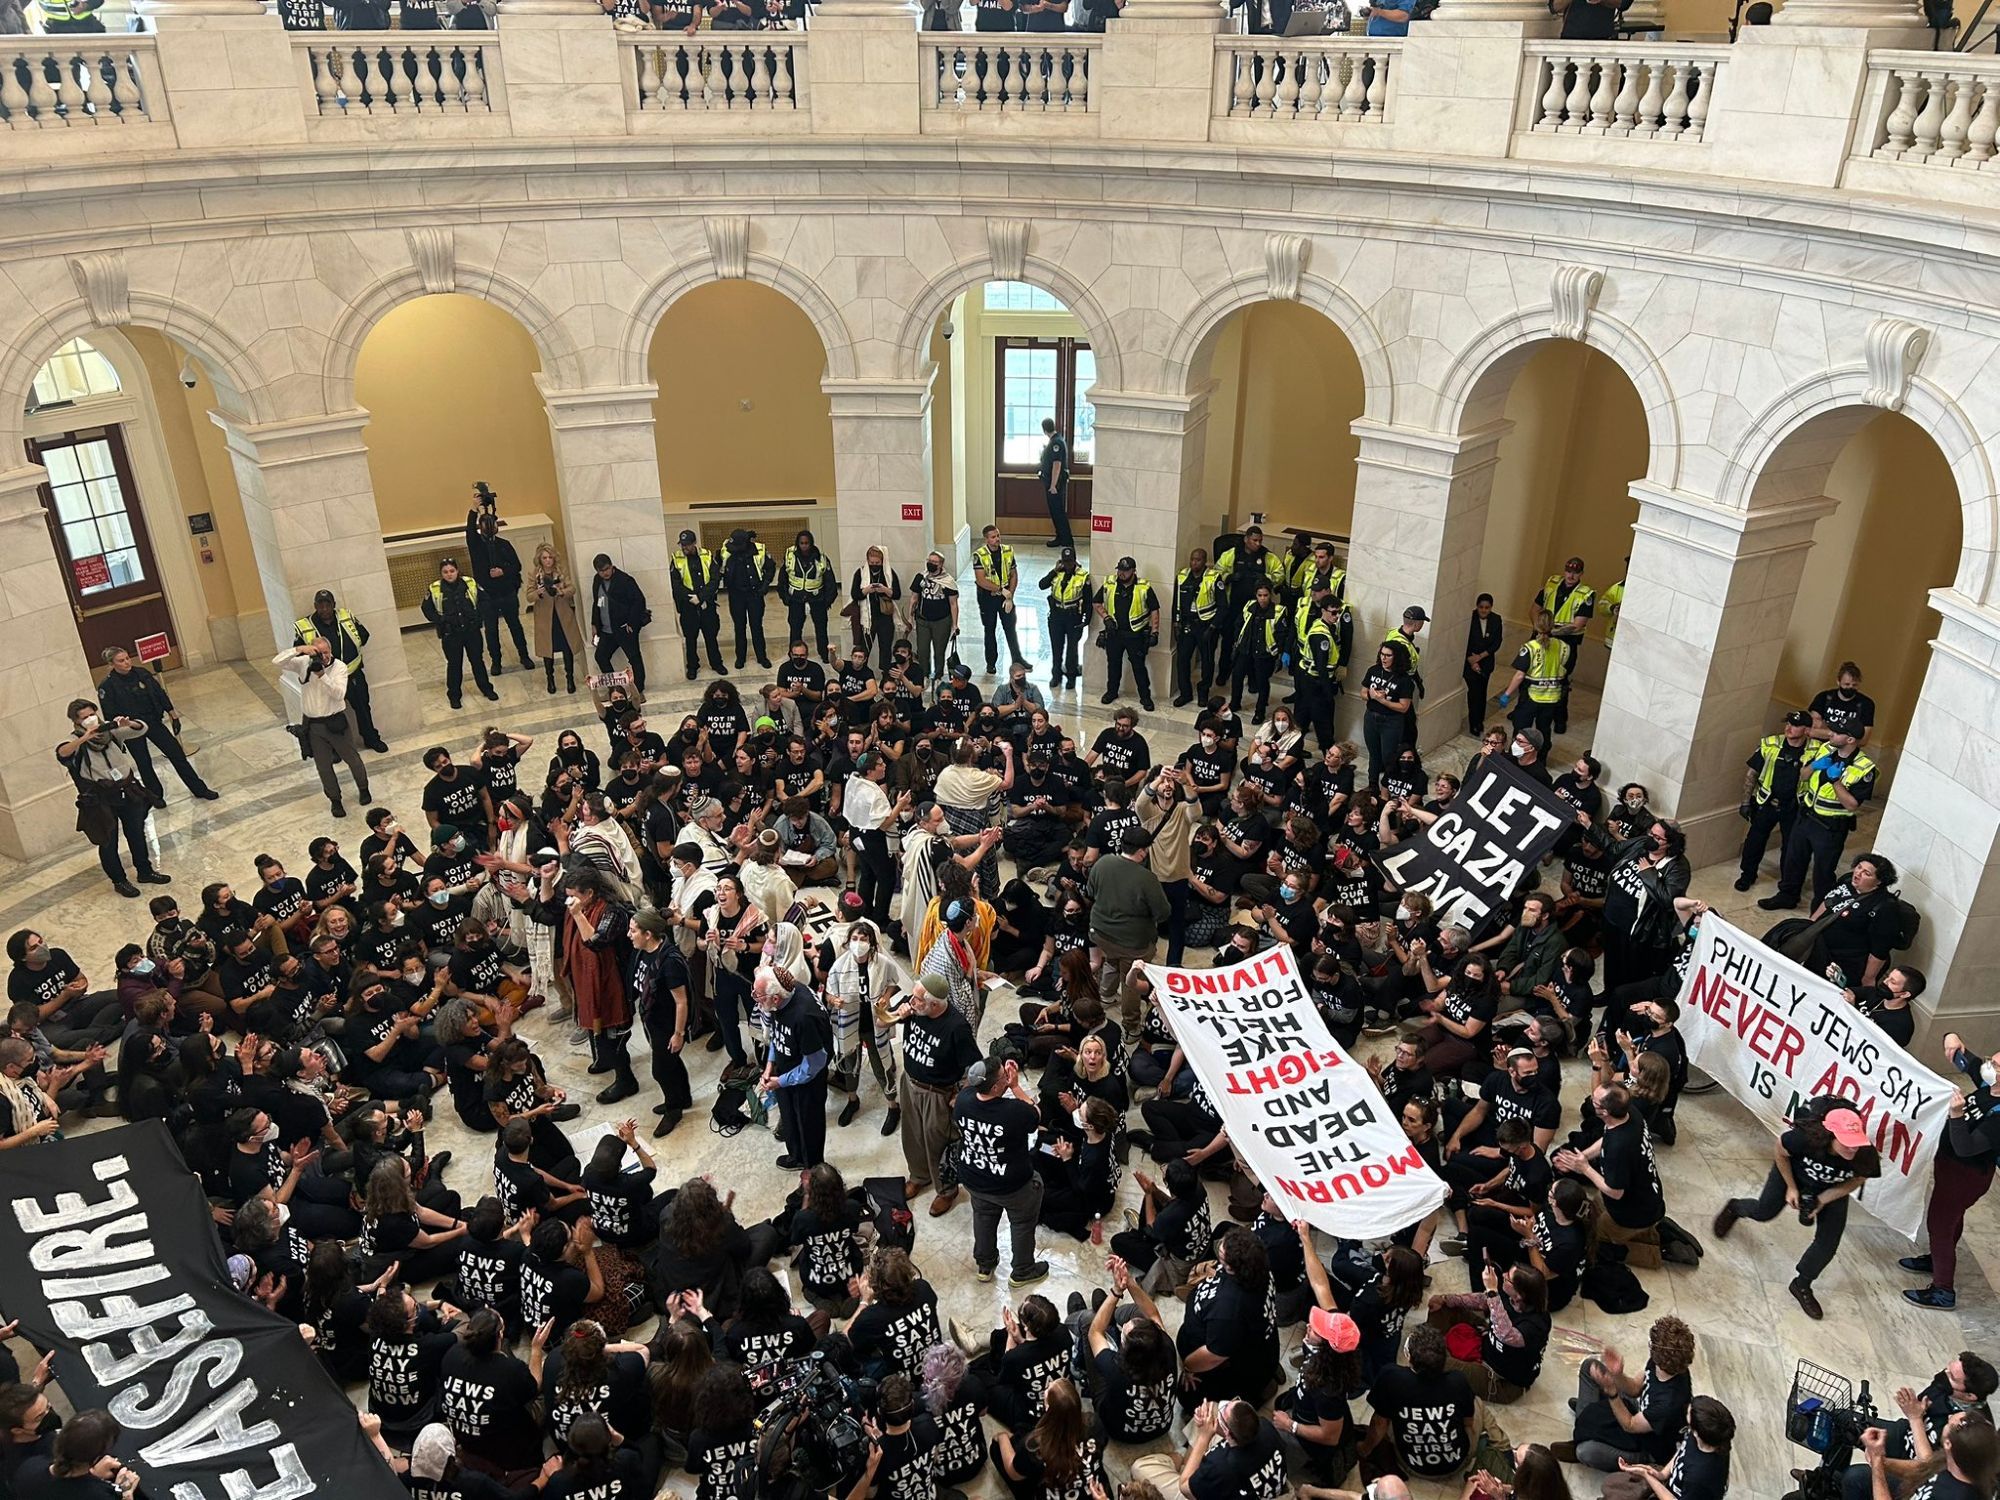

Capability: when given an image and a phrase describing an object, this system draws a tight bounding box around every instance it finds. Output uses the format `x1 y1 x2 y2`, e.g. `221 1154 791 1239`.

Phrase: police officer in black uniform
1038 418 1075 551
669 530 726 682
1095 556 1160 711
420 557 496 710
722 528 776 671
1039 547 1089 689
465 486 535 674
1735 709 1817 892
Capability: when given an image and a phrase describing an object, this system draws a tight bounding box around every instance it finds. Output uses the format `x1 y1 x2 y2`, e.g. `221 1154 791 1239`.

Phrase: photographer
466 488 535 674
1837 1355 1997 1499
55 697 172 898
1859 1411 1998 1500
1712 1105 1880 1321
529 543 585 696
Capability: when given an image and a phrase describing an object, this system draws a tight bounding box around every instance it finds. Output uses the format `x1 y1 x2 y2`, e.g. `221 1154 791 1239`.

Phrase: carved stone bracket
406 227 456 296
988 219 1029 283
1863 318 1933 413
1264 233 1309 302
1550 263 1605 343
67 253 130 327
705 216 749 280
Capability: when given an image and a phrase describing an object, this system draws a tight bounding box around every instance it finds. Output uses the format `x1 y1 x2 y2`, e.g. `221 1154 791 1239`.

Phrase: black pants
866 612 896 672
728 594 769 667
676 606 724 676
1298 675 1336 753
440 632 493 705
854 827 895 927
1510 695 1559 741
595 626 648 691
1174 620 1213 703
788 596 831 657
1554 642 1582 734
1463 667 1491 734
1739 799 1794 881
1729 1165 1849 1285
1229 648 1272 715
979 594 1024 671
481 588 532 668
346 666 383 747
1048 609 1084 681
1777 813 1851 907
127 722 212 799
1045 488 1074 548
1104 633 1152 704
778 1069 829 1167
1362 708 1405 792
646 1014 692 1111
89 792 156 885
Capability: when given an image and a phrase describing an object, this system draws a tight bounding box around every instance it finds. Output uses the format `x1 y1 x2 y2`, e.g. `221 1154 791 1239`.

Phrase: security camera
177 362 197 390
941 320 956 342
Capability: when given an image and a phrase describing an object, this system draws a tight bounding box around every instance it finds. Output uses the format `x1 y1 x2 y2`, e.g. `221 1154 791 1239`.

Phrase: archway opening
1469 339 1650 754
355 294 563 639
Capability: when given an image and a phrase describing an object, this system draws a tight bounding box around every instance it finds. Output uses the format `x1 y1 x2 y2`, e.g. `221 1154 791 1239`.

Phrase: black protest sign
0 1122 404 1500
1373 755 1576 936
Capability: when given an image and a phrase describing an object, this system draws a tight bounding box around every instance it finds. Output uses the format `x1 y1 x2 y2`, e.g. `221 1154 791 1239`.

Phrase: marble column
212 409 423 738
0 464 97 861
1088 388 1214 699
823 376 935 587
1590 481 1826 867
538 383 676 671
1872 591 2000 1042
1345 419 1507 742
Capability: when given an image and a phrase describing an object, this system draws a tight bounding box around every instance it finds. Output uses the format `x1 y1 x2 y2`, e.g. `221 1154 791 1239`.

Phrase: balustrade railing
1523 44 1724 142
626 34 805 111
1214 36 1395 124
296 35 495 116
1863 55 2000 169
924 37 1099 113
0 39 165 130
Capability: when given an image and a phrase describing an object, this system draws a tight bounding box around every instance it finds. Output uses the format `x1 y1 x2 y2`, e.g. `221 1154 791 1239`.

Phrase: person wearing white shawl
824 911 908 1132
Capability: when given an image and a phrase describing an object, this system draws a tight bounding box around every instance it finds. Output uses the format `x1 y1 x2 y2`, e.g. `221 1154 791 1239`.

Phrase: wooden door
993 336 1095 533
29 426 179 674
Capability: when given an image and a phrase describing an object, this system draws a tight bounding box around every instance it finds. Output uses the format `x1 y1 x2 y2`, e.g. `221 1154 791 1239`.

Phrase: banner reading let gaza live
1673 914 1955 1239
1373 756 1577 938
0 1123 405 1500
1143 945 1448 1239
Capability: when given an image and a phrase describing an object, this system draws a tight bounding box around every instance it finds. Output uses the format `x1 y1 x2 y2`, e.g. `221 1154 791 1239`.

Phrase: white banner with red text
1143 945 1449 1240
1672 914 1955 1238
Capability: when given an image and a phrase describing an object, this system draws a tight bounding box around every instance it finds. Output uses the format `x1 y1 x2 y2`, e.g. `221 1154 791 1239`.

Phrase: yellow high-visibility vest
1049 569 1088 611
1521 637 1571 702
1751 733 1824 806
295 608 364 661
1177 567 1220 623
1801 751 1876 820
1537 575 1596 627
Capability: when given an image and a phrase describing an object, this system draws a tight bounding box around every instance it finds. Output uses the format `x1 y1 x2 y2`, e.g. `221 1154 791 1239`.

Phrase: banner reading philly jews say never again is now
1143 945 1448 1240
1673 914 1956 1239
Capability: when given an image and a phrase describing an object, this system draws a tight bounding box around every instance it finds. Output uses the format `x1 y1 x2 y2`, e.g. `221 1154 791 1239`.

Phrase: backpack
709 1076 768 1137
1656 1216 1704 1266
855 1177 917 1254
1581 1249 1650 1314
1888 893 1921 952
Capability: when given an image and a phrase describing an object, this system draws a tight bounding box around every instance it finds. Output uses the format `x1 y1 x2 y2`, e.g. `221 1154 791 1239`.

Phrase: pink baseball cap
1823 1108 1870 1149
1309 1307 1361 1353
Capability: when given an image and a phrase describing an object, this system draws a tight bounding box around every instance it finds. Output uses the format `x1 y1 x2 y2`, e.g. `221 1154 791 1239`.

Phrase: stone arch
1161 270 1395 424
893 256 1126 392
1719 371 1998 606
0 292 273 452
620 254 858 390
1430 305 1680 486
319 264 585 412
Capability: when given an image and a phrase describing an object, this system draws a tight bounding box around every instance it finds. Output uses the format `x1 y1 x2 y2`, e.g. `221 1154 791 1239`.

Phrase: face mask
1072 1108 1089 1130
402 967 426 985
273 1203 292 1228
131 958 156 977
927 562 941 575
1273 719 1291 733
1279 886 1300 904
1624 797 1646 811
79 713 101 732
1510 743 1528 759
1396 904 1416 923
258 1123 281 1146
428 890 451 908
387 913 405 929
24 949 47 969
1982 1061 1999 1090
847 939 871 962
1200 735 1218 751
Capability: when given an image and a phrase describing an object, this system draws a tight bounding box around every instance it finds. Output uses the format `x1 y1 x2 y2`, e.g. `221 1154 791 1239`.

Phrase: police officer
1496 609 1570 743
465 490 535 675
39 0 105 30
1228 583 1284 722
1213 524 1288 661
1295 595 1342 752
781 529 837 662
96 645 219 803
971 524 1026 673
669 529 725 681
1735 709 1820 893
1039 547 1089 689
1037 418 1074 551
1172 546 1221 708
294 589 388 752
1761 729 1877 912
722 528 776 671
420 557 496 710
1533 557 1594 736
1383 604 1428 748
1095 556 1160 710
1291 539 1346 621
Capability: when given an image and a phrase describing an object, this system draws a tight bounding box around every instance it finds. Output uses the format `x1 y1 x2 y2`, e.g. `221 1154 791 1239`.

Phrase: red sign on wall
71 554 111 591
1091 515 1113 534
135 632 172 664
901 503 924 522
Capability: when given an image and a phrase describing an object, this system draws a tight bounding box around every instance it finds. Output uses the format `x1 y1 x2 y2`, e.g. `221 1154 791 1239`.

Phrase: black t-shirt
495 1150 553 1221
439 1343 541 1462
717 1313 816 1372
540 1448 651 1500
995 1330 1072 1427
1000 1435 1103 1500
1362 666 1414 713
1479 1295 1551 1390
254 877 310 927
848 1286 943 1379
1092 1345 1176 1443
227 1141 287 1206
424 771 487 829
952 1088 1039 1194
1281 1369 1351 1468
449 943 507 999
788 1201 863 1298
1152 1193 1212 1265
455 1236 526 1321
1809 687 1875 741
369 1326 457 1430
583 1165 656 1247
901 1005 981 1089
1368 1364 1475 1476
1598 1116 1665 1228
1188 1421 1288 1500
1085 806 1141 856
928 1374 990 1485
1177 1269 1278 1402
13 1472 120 1500
1474 1071 1561 1145
1531 1208 1587 1306
1630 1367 1693 1462
1179 742 1238 797
1781 1126 1862 1194
519 1257 590 1337
686 1423 759 1500
1090 728 1151 781
1665 1431 1729 1500
542 1348 650 1446
912 571 957 621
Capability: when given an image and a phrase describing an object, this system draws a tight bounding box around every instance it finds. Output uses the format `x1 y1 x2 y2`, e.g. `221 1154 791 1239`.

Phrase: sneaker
838 1096 860 1127
1067 1292 1086 1317
972 1265 995 1284
1712 1203 1739 1240
137 871 172 885
1548 1442 1579 1464
1438 1235 1469 1257
1009 1261 1051 1288
1790 1279 1824 1320
1903 1286 1956 1310
1899 1254 1934 1274
1733 874 1755 892
881 1109 901 1137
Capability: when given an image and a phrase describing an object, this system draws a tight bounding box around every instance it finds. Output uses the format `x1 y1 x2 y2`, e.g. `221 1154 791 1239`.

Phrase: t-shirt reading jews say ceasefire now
1368 1364 1476 1476
951 1088 1040 1194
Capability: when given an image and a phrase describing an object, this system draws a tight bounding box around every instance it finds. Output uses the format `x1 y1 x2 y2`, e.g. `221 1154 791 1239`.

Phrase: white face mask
79 713 101 732
1072 1108 1089 1131
1982 1061 1999 1090
258 1123 281 1146
847 938 871 962
1200 735 1218 751
274 1202 292 1228
1511 743 1529 759
1396 905 1416 923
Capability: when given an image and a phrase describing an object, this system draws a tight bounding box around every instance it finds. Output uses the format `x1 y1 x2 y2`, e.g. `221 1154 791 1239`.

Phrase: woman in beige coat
530 542 585 694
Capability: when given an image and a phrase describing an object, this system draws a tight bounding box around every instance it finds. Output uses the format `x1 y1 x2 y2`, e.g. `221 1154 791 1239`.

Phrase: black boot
586 1033 613 1076
545 660 556 695
565 662 576 693
597 1036 639 1105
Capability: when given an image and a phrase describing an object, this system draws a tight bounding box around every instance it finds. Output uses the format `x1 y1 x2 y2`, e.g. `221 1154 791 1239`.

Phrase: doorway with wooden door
993 335 1095 537
29 426 179 674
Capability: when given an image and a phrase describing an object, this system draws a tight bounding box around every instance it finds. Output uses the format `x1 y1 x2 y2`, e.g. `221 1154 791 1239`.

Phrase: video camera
1783 1360 1878 1500
473 481 498 510
751 1351 877 1492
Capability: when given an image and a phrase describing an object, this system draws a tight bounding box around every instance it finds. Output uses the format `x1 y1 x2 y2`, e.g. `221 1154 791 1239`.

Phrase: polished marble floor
6 543 1993 1500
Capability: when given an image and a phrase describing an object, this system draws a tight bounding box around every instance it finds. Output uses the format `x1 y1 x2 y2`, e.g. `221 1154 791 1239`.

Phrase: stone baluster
776 42 796 106
1033 47 1051 109
1938 72 1974 160
26 56 59 120
1073 45 1090 109
1611 51 1641 134
1016 46 1035 110
1 58 32 123
398 44 422 109
1911 66 1947 160
376 44 400 109
1365 49 1385 117
1586 52 1618 131
637 44 662 108
1634 52 1665 136
103 50 136 118
1536 55 1566 129
313 46 341 111
1274 48 1299 118
753 42 774 107
63 52 97 119
1658 58 1691 137
1563 54 1592 128
1253 45 1277 116
1226 50 1249 114
1297 49 1323 119
1685 57 1713 140
1966 78 1998 162
1881 67 1922 156
704 45 726 108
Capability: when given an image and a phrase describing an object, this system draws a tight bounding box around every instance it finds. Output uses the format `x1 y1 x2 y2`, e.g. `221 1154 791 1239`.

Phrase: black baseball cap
1117 556 1136 571
1403 605 1430 623
313 588 335 605
677 529 697 546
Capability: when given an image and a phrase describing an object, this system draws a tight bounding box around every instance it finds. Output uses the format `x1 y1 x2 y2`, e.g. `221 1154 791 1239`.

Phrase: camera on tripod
1784 1360 1878 1500
752 1350 878 1492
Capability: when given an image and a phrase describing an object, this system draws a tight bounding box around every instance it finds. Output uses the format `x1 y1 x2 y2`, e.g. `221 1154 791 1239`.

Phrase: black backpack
855 1177 917 1254
1888 892 1922 951
1582 1247 1650 1314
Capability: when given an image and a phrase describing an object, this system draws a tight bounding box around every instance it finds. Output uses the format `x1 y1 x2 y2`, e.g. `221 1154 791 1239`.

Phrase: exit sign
1092 515 1113 534
135 632 171 664
901 503 924 522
